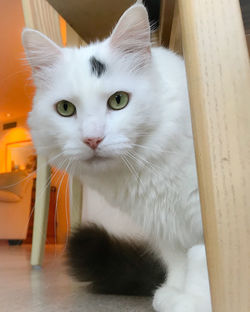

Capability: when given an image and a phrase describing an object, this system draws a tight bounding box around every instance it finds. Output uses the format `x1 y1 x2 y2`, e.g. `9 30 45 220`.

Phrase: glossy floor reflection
0 242 153 312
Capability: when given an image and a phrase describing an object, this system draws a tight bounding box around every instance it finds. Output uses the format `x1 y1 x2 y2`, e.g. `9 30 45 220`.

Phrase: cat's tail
66 223 166 296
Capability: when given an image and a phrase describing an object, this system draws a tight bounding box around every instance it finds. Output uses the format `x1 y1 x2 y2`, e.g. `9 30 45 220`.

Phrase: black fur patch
66 223 166 296
90 57 106 77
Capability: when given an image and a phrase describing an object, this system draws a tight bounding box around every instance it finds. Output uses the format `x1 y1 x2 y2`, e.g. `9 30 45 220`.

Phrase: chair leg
178 0 250 311
31 156 51 267
21 0 64 267
69 177 83 231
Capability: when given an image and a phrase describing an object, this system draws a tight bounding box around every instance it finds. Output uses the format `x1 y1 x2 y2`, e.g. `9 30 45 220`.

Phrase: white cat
22 3 211 312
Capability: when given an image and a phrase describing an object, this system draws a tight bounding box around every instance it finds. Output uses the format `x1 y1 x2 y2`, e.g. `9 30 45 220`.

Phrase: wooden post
69 177 83 230
30 156 51 266
22 0 62 45
22 0 62 266
178 0 250 311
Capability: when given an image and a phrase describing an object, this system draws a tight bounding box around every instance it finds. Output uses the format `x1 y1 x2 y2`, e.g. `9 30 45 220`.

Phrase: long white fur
22 3 211 312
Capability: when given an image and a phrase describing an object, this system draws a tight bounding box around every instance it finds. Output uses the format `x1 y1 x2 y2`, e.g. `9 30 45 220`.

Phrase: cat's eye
56 100 76 117
107 91 129 110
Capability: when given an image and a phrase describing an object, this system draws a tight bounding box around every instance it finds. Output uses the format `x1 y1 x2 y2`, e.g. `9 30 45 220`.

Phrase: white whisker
121 154 145 192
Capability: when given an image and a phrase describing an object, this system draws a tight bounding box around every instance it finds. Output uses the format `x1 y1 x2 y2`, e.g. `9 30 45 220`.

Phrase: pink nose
83 137 103 150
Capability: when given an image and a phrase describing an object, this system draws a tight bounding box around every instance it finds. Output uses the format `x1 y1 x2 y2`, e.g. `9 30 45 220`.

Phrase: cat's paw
153 286 212 312
153 287 196 312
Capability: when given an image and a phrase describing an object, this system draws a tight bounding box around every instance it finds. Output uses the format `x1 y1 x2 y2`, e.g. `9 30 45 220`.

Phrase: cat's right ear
109 4 151 71
22 28 62 78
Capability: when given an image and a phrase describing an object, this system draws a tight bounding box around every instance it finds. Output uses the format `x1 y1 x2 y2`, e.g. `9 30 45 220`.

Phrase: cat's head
22 4 161 176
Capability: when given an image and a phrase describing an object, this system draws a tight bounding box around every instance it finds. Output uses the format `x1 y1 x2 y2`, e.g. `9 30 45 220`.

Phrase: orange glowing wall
0 0 33 172
0 1 70 243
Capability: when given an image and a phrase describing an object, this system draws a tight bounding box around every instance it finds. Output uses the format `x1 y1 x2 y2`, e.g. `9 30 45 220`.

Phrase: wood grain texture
22 0 62 45
30 156 51 266
22 0 62 266
178 0 250 311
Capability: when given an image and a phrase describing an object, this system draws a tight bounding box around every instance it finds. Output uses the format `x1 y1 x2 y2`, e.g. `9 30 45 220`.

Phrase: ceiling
47 0 161 43
0 0 34 124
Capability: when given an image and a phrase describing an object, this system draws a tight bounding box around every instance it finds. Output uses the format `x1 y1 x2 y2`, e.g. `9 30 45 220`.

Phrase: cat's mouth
84 154 112 164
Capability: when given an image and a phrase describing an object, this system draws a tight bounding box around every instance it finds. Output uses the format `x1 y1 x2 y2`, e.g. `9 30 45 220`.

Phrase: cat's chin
85 155 112 164
81 154 119 172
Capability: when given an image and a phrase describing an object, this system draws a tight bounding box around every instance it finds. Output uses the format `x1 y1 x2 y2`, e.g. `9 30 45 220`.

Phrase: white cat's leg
153 280 196 312
184 244 212 312
153 249 191 312
153 245 212 312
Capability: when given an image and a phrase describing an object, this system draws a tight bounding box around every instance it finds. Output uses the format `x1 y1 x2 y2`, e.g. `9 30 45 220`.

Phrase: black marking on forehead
90 56 106 77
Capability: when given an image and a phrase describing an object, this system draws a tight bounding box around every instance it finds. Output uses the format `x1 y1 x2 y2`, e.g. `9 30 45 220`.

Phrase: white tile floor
0 242 153 312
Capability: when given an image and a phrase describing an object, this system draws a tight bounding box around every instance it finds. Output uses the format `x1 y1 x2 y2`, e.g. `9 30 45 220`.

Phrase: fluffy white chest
83 154 203 250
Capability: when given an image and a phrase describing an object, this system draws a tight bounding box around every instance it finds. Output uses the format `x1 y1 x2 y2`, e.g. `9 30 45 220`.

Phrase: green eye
108 91 129 110
56 100 76 117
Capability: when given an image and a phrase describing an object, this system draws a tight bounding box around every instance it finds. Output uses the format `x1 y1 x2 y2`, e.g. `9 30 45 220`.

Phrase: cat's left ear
22 28 62 78
110 4 151 70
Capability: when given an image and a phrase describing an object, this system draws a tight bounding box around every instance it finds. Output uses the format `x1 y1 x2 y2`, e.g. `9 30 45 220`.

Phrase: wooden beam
169 1 182 54
30 157 51 266
178 0 250 311
69 177 83 230
22 0 62 45
22 0 62 266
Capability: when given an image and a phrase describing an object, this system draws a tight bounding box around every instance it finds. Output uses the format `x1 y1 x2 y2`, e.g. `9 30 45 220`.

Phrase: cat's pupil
63 102 68 111
116 95 121 104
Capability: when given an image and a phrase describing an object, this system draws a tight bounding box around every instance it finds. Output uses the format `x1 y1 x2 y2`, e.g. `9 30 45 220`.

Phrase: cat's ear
110 4 151 70
22 28 62 76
